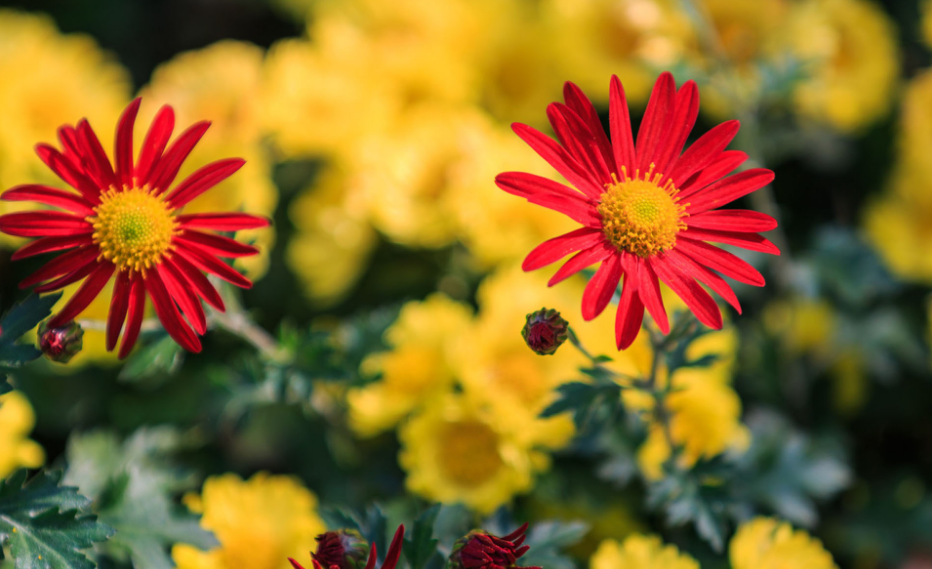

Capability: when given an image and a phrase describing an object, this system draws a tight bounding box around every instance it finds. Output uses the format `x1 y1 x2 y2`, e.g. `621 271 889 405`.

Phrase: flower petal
651 254 723 330
136 105 175 188
145 270 202 353
20 246 99 288
548 242 614 286
106 270 132 352
687 210 778 233
11 234 94 261
2 185 94 215
678 150 748 199
636 72 675 171
685 168 775 214
167 254 225 311
681 227 780 255
668 120 740 188
34 258 100 293
47 262 114 328
175 242 252 289
654 80 699 176
118 276 146 359
512 123 604 199
548 103 612 185
166 157 246 208
563 81 615 173
176 230 259 258
177 212 270 231
151 121 211 194
665 248 740 313
609 75 636 172
638 257 669 334
615 258 644 350
35 144 101 204
115 98 141 189
522 227 604 271
676 238 765 286
0 211 92 237
581 254 622 320
158 262 207 335
495 172 600 228
77 119 117 191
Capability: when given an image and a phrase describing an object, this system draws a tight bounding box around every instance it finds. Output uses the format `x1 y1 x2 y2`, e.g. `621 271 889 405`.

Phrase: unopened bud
38 320 83 363
522 308 569 355
449 524 540 569
312 530 370 569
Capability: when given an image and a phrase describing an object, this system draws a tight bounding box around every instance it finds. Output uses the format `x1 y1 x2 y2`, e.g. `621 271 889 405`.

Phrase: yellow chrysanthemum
348 294 472 437
864 175 932 284
287 164 377 307
785 0 898 133
0 391 45 478
0 9 130 243
138 41 277 279
763 297 837 358
923 0 932 49
591 535 699 569
398 391 550 514
893 69 932 207
730 517 838 569
172 473 326 569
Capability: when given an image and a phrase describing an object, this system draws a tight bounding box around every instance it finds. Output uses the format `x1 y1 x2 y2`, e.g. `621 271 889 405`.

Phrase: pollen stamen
89 188 177 274
597 163 687 257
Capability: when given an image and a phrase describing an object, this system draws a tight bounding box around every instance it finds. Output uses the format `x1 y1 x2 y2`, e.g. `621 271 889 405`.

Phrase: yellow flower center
90 188 177 274
597 164 687 257
438 420 503 488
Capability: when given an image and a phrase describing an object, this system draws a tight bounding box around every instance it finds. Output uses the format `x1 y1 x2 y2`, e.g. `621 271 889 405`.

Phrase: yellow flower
0 9 130 243
287 164 377 307
347 294 472 437
730 517 838 569
0 391 45 478
863 173 932 284
591 535 699 569
923 0 932 49
785 0 898 133
763 297 837 358
398 391 550 514
138 41 277 280
892 69 932 208
172 473 326 569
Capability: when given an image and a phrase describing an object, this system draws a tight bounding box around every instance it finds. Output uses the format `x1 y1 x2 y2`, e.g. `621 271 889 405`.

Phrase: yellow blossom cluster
173 472 326 569
0 391 45 478
592 518 838 569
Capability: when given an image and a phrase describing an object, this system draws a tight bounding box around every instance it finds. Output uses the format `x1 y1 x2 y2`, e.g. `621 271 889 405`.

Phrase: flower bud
312 530 370 569
522 308 569 355
38 320 84 363
448 524 540 569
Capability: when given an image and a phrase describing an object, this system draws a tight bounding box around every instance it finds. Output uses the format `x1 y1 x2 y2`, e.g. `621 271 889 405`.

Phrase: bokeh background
1 0 932 568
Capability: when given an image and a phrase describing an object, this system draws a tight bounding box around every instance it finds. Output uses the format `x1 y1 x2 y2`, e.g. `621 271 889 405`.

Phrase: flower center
437 420 503 488
597 164 686 257
90 188 177 274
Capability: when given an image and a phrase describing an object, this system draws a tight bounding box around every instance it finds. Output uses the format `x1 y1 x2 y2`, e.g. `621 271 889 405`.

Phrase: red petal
118 277 146 359
678 150 747 199
57 126 83 168
151 121 211 193
681 227 780 255
581 254 622 320
288 560 306 569
638 258 669 334
668 121 741 188
165 158 246 208
77 119 117 190
496 172 600 228
35 144 101 204
177 212 270 232
2 184 94 215
548 242 614 286
609 75 636 172
666 248 740 313
136 105 175 188
687 210 778 233
0 211 92 237
685 168 775 214
615 264 644 350
167 254 225 311
106 271 132 351
383 526 406 569
20 247 99 288
145 270 202 353
512 123 604 199
12 234 94 260
115 99 141 188
636 72 676 171
175 242 253 289
522 227 603 271
651 255 723 330
176 230 259 258
563 81 615 173
158 262 207 335
47 262 114 328
34 259 99 293
654 81 699 176
548 103 612 185
676 238 765 286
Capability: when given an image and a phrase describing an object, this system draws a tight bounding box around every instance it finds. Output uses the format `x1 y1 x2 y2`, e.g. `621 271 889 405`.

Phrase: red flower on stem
290 525 406 569
0 98 270 357
497 72 779 349
451 523 540 569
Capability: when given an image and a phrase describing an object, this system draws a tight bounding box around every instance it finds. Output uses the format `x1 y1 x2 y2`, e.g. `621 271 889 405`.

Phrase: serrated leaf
520 521 589 569
403 505 440 569
0 469 113 569
0 294 61 369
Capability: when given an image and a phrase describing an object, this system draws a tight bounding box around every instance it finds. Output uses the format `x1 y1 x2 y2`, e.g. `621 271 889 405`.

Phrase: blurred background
1 0 932 568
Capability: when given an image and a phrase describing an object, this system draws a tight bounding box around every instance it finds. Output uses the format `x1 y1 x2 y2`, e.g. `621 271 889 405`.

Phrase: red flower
290 526 405 569
450 524 540 569
0 98 269 358
497 72 778 349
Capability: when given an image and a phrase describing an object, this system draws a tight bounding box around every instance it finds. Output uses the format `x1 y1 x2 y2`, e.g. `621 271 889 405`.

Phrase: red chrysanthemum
0 98 269 358
496 72 779 350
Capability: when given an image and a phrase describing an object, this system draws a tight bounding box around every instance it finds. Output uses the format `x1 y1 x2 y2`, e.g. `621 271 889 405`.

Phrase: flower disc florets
597 164 686 258
90 188 177 274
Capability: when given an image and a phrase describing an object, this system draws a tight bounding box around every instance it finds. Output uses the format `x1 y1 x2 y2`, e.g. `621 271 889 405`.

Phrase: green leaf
403 505 440 569
0 469 114 569
0 294 61 368
63 428 217 569
118 333 184 385
519 521 589 569
540 381 622 433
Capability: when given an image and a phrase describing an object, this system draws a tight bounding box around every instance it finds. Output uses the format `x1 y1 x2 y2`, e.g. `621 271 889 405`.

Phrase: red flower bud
449 524 540 569
38 320 84 363
290 525 405 569
522 308 569 355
